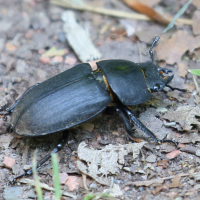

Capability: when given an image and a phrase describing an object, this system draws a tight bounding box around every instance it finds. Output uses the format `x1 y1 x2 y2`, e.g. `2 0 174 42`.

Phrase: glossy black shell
11 59 171 137
11 63 111 136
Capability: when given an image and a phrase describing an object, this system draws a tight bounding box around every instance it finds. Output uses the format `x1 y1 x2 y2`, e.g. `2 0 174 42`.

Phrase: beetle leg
166 85 187 92
119 105 178 147
11 130 69 184
0 83 40 115
115 107 135 138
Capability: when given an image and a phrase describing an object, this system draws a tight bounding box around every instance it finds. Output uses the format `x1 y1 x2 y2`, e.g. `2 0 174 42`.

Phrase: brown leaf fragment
178 61 188 78
163 106 200 131
166 150 181 159
192 10 200 35
165 192 178 198
168 175 181 188
157 160 168 169
6 43 17 52
153 185 168 195
65 176 80 191
122 0 170 24
155 31 200 64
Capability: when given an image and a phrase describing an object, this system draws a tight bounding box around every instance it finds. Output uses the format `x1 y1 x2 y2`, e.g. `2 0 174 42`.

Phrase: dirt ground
0 0 200 199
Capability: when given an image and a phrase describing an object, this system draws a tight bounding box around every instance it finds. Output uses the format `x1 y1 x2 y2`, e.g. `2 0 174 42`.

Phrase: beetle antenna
149 36 160 63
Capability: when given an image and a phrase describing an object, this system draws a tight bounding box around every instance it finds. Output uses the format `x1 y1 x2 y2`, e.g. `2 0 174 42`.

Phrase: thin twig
192 74 200 95
20 178 77 199
50 0 192 25
125 172 199 186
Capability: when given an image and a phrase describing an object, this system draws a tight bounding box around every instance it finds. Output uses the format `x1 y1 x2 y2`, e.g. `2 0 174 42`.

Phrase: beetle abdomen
97 60 152 105
11 63 111 136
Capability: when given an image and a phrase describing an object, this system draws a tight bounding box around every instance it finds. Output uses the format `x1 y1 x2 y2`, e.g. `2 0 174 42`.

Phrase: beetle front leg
118 104 178 147
166 85 187 92
11 130 69 184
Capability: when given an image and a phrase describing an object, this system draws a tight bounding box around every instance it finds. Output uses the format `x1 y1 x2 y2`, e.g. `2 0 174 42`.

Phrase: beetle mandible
0 36 185 183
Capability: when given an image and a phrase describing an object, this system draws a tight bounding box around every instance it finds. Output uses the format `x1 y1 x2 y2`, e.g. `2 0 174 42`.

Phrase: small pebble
52 56 63 63
39 56 50 64
3 156 15 169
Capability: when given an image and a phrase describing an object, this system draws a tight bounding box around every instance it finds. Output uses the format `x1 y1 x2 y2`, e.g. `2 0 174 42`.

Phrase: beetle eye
153 84 160 91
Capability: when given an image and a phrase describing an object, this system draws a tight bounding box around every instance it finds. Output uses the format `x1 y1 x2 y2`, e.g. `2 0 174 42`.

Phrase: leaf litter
77 141 146 185
1 0 200 199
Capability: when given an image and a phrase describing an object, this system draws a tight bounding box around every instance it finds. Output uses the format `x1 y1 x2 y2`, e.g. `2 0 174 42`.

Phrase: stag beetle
0 36 185 183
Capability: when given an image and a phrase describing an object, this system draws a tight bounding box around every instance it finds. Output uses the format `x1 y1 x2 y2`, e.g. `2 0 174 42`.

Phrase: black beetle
0 37 185 183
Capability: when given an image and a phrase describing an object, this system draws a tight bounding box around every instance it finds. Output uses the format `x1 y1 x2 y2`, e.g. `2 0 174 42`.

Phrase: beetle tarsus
157 139 178 148
117 104 178 147
166 85 187 92
11 131 69 184
0 111 11 115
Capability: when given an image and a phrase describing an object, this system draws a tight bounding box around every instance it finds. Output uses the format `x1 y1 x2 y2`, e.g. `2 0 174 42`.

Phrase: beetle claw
157 139 178 148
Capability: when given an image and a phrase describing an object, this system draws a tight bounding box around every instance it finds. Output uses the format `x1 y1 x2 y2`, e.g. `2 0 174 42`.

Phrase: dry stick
125 172 199 186
20 179 77 199
192 74 200 95
50 0 192 25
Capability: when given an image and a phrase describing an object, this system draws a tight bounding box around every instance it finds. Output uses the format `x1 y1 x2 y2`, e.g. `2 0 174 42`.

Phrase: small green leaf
164 0 193 33
51 153 61 200
188 69 200 76
42 47 66 57
83 193 111 200
32 150 43 200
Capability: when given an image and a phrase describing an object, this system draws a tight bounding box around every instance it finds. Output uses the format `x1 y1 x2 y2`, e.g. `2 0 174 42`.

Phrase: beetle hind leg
11 130 69 184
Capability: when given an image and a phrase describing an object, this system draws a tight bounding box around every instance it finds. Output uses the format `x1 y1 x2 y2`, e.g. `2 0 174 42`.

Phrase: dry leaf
166 150 181 159
168 175 181 188
6 43 17 52
163 106 200 131
65 176 80 191
77 141 146 185
155 31 200 64
178 60 188 78
122 0 170 24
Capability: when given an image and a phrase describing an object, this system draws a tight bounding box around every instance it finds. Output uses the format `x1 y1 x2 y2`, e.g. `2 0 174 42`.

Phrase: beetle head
139 62 174 92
